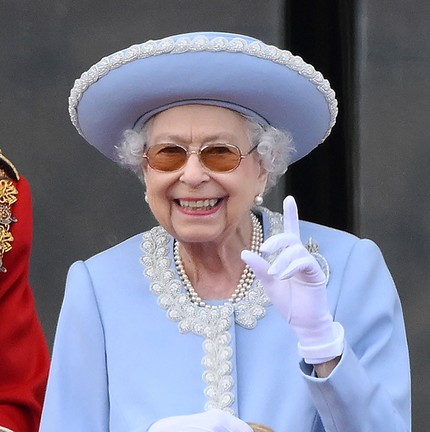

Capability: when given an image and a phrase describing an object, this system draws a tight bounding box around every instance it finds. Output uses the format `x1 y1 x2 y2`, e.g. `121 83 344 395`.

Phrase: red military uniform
0 151 50 432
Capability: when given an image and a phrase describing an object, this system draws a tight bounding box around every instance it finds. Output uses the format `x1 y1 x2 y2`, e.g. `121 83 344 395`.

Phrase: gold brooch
0 150 19 273
247 423 274 432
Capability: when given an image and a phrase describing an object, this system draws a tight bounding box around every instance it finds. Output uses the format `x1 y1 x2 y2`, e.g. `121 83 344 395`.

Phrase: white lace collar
140 207 282 334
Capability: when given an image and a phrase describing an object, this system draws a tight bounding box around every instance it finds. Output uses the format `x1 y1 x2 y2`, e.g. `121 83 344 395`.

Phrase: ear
257 165 268 193
141 160 149 178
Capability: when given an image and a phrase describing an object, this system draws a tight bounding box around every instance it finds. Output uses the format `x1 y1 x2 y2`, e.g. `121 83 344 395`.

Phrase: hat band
133 99 270 131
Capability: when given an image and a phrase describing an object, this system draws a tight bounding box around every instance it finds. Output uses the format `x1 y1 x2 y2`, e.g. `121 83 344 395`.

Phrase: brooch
247 423 274 432
305 237 330 284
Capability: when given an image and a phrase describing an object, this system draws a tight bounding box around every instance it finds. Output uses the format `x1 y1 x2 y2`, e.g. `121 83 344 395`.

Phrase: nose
179 152 210 187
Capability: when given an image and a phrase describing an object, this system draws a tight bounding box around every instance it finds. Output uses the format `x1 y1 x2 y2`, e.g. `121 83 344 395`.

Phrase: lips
177 198 220 211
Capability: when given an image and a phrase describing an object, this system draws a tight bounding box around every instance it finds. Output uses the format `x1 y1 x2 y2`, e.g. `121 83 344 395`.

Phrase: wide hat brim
69 32 338 164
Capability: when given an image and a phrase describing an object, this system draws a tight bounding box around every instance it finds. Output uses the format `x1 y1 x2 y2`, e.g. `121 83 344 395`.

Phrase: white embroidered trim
140 208 279 413
69 35 337 140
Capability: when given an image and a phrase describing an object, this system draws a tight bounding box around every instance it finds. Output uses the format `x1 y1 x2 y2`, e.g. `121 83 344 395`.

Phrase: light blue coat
40 208 411 431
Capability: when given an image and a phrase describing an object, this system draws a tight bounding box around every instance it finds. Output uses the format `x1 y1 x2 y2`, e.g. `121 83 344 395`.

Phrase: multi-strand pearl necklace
173 213 263 309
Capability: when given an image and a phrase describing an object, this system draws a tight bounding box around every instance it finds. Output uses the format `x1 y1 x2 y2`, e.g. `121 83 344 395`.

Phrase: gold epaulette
0 150 20 181
0 150 19 273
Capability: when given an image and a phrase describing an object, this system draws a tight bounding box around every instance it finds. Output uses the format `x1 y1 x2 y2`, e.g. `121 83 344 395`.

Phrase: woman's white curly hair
116 113 295 194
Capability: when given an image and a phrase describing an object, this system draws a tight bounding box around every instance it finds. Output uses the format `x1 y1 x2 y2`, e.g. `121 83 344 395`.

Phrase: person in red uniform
0 150 50 432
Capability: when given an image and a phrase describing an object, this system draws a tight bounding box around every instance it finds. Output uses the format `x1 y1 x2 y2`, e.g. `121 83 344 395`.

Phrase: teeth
178 199 219 210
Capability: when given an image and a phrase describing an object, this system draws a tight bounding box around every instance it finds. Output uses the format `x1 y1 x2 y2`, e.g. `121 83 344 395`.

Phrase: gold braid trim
0 155 19 272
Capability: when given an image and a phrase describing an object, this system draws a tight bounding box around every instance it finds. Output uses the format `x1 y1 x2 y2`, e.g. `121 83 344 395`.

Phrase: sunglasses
143 143 259 173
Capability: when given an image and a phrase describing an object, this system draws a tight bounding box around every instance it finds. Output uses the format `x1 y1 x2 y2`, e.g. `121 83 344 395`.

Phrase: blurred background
1 1 428 429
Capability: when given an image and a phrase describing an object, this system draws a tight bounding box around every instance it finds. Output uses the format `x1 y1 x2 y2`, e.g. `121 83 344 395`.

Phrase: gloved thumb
241 250 271 283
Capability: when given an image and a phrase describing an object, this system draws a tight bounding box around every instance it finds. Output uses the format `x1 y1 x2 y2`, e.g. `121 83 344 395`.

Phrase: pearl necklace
173 213 263 309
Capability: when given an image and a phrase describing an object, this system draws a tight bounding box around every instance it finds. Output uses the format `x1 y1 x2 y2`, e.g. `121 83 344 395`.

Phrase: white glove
241 196 344 364
148 409 253 432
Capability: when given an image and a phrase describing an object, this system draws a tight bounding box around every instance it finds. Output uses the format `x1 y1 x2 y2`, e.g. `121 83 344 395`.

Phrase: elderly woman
40 32 410 431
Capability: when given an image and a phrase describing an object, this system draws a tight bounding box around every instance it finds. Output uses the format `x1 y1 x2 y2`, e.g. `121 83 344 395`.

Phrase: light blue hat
69 32 338 164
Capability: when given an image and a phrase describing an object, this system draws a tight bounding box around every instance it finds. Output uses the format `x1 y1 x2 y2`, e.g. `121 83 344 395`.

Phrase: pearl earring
144 193 149 203
254 194 263 206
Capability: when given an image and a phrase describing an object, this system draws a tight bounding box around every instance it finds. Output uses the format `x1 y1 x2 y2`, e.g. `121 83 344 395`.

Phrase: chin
174 226 224 245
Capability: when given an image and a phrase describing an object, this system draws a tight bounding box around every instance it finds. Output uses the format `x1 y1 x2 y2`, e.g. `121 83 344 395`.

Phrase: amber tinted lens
201 144 241 172
146 144 187 171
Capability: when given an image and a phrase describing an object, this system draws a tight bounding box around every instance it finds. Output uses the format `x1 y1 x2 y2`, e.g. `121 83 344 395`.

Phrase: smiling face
142 104 267 245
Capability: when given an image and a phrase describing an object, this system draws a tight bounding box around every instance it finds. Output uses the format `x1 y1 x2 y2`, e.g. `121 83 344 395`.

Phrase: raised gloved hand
148 409 253 432
241 196 344 364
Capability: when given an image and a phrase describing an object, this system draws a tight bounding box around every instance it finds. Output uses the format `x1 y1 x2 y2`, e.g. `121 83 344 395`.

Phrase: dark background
1 1 429 429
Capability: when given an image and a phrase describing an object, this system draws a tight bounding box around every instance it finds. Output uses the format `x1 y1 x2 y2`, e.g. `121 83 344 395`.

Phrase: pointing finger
283 195 300 237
